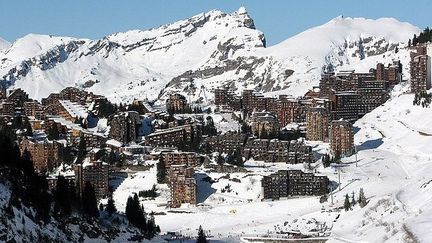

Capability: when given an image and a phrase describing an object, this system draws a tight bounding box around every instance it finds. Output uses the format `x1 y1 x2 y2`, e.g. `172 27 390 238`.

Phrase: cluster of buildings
215 88 328 126
0 87 112 201
215 62 399 136
3 55 417 208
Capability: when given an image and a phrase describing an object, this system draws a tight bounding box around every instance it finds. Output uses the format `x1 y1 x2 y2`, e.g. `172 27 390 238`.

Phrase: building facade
243 138 313 164
145 124 200 148
74 161 109 200
166 93 188 113
330 120 354 157
251 112 280 138
410 46 431 93
19 136 63 173
168 165 197 208
108 111 141 144
306 107 330 142
159 151 202 168
262 170 329 200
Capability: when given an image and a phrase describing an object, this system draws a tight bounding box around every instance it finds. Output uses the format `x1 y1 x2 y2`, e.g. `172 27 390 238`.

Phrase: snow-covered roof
106 139 123 147
59 100 88 119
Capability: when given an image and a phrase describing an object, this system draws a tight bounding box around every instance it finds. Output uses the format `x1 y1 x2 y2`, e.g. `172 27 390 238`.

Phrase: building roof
59 100 88 119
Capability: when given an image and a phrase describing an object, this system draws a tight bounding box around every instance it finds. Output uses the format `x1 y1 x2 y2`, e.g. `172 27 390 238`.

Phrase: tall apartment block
108 111 141 144
330 120 354 157
74 161 109 200
306 107 330 142
168 165 197 208
410 45 431 93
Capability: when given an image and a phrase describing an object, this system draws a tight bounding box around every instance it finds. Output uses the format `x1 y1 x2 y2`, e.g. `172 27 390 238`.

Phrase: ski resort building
41 87 102 106
329 91 361 122
243 138 313 164
74 161 109 200
203 131 247 154
166 93 188 113
251 112 280 138
19 136 63 173
306 107 330 142
7 88 30 108
0 101 14 116
214 88 241 110
370 62 402 85
150 150 202 168
168 165 197 208
108 111 141 144
410 45 431 93
145 123 201 148
24 101 45 120
262 170 329 200
330 120 354 157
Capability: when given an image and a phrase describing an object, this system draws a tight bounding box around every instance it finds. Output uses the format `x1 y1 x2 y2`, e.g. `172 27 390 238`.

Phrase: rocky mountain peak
0 12 421 104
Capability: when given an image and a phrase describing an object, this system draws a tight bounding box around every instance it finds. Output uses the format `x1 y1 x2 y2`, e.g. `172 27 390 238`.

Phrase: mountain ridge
0 8 421 104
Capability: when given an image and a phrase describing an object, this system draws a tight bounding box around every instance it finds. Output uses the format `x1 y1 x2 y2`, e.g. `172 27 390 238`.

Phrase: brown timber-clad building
262 170 329 200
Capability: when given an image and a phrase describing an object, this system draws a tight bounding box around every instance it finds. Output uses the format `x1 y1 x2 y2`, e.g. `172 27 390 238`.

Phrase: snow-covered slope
324 83 432 242
0 8 421 104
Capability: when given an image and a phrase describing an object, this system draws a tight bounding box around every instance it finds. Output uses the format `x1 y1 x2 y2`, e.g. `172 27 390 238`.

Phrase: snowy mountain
0 8 420 104
0 37 10 51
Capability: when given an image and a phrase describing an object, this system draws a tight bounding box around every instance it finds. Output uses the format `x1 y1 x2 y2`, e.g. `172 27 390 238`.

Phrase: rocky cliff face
0 9 420 104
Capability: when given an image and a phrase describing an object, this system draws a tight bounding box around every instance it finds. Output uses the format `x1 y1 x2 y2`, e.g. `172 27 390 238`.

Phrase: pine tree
76 134 87 164
233 149 243 167
344 194 351 211
107 150 117 165
412 34 418 46
146 213 160 238
82 181 99 218
106 194 117 216
216 153 225 165
351 191 356 206
29 174 51 223
408 39 411 47
125 196 135 224
196 225 208 243
23 118 33 136
126 193 149 232
358 188 367 208
47 122 60 140
53 175 72 216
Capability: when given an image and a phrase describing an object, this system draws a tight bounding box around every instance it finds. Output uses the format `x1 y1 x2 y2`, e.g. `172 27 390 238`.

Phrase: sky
0 0 430 46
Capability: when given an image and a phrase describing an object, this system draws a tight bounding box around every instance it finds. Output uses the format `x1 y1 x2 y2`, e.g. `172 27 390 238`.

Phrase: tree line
408 27 432 47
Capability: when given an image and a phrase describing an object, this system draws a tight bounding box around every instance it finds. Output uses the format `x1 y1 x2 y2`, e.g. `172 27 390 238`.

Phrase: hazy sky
1 0 430 46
